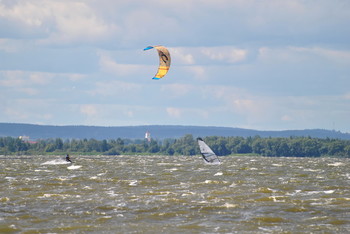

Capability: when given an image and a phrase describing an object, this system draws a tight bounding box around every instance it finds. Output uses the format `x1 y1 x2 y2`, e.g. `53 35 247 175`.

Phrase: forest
1 134 350 158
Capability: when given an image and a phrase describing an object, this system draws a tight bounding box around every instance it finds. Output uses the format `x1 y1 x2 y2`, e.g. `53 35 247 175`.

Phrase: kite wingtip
144 46 154 51
152 77 161 80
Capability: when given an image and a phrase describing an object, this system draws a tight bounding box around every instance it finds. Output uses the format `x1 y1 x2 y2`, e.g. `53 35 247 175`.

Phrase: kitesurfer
66 154 72 163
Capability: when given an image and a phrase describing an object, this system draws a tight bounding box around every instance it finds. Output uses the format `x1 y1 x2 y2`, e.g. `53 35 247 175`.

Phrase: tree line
1 134 350 157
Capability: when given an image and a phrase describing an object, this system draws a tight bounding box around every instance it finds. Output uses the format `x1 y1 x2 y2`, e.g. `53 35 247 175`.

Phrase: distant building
145 131 151 142
19 135 37 144
19 135 30 141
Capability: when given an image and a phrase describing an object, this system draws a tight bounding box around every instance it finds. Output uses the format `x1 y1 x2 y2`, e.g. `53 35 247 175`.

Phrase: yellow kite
144 45 171 80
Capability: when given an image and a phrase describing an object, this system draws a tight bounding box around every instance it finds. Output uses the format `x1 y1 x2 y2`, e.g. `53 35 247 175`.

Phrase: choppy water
1 155 349 233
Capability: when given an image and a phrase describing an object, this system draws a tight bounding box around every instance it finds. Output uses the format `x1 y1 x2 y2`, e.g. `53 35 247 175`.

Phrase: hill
1 123 350 140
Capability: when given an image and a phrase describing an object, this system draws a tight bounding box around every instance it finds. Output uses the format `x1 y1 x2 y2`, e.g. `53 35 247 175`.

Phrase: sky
1 0 350 132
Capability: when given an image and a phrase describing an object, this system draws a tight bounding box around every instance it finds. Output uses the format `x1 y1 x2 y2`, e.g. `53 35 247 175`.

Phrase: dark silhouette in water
65 154 72 163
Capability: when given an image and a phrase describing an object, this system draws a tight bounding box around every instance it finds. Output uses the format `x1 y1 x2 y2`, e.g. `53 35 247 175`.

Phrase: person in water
65 154 72 163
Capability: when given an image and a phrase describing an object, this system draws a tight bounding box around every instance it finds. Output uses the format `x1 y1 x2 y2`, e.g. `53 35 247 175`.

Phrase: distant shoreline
1 122 349 140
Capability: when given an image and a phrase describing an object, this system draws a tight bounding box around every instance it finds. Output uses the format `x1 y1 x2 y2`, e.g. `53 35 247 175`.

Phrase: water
1 155 349 233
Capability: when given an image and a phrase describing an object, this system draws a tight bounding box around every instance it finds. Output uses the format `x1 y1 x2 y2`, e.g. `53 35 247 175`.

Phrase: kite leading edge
144 45 171 80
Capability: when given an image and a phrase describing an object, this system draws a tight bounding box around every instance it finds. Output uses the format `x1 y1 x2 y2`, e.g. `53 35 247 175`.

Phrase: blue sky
1 0 350 132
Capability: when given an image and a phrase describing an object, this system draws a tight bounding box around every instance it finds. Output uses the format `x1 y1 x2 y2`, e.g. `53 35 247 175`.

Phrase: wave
41 159 71 165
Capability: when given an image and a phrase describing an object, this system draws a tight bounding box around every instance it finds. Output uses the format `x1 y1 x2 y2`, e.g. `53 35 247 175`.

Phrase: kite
144 45 171 80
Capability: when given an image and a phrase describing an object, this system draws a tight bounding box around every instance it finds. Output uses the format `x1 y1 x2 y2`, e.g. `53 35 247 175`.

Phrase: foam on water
164 168 178 172
5 176 16 181
328 162 345 166
67 165 82 170
128 180 138 186
34 169 52 172
41 159 70 165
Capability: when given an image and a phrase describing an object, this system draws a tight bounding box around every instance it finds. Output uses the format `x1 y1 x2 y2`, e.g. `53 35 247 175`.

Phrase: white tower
145 131 151 142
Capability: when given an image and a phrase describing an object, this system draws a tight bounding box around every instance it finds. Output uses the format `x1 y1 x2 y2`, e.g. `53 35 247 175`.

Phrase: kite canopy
144 45 171 80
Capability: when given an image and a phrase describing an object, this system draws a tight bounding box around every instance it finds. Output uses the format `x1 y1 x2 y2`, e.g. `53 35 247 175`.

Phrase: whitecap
214 172 223 176
106 191 118 197
204 180 221 184
34 169 52 172
5 177 16 181
41 194 62 198
128 180 138 186
287 190 301 196
304 168 321 172
223 203 237 208
198 200 209 204
165 168 178 172
270 196 286 202
229 182 237 187
41 159 70 165
306 191 322 195
57 176 69 181
181 192 195 197
67 165 81 170
328 162 344 166
304 190 334 196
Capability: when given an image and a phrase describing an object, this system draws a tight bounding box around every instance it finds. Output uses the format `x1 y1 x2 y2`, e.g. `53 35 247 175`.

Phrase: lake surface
1 155 349 233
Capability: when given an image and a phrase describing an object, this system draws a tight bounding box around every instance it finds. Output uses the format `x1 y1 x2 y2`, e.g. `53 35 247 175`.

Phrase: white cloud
18 87 38 96
0 70 53 88
4 107 29 121
197 84 349 130
67 74 86 82
293 47 350 66
344 93 350 100
0 39 24 53
119 8 180 46
29 73 53 85
201 47 247 63
0 0 119 45
0 71 26 87
161 83 193 98
80 104 97 117
281 115 293 122
98 53 148 77
42 2 119 45
170 46 248 65
171 47 195 65
184 66 207 81
89 80 142 97
124 110 134 118
166 107 182 118
198 85 271 125
258 46 350 65
0 1 50 27
3 98 54 122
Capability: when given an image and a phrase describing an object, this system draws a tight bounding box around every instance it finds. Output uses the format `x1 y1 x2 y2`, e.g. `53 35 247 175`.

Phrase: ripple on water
0 155 349 233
